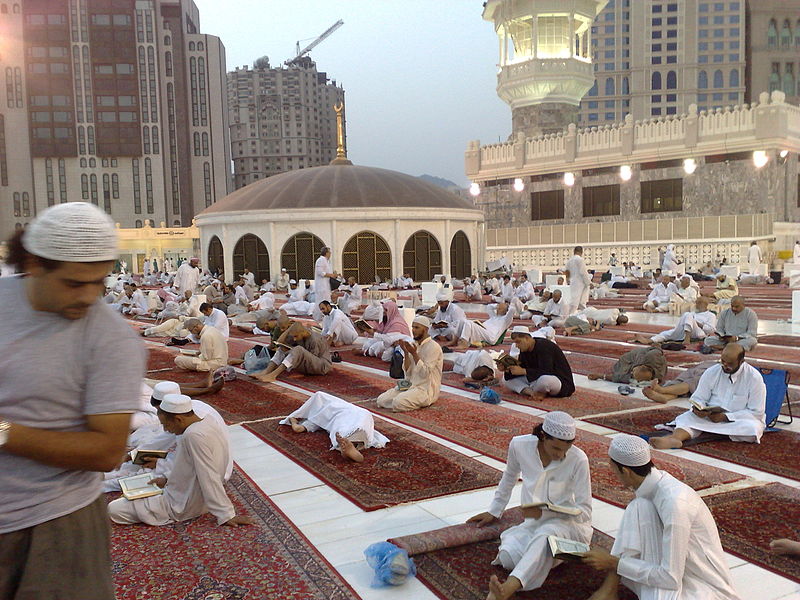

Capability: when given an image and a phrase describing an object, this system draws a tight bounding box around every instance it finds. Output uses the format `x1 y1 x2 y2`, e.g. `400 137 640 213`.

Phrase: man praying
587 346 667 385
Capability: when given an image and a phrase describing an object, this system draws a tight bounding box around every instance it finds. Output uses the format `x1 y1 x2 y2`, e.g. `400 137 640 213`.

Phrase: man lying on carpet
467 412 592 600
583 435 741 600
587 346 667 385
250 321 332 383
701 296 759 353
452 301 515 350
443 349 498 386
280 391 389 463
629 296 716 347
649 343 766 450
562 307 629 337
375 316 443 412
642 360 717 403
499 326 575 399
319 300 359 346
108 393 252 528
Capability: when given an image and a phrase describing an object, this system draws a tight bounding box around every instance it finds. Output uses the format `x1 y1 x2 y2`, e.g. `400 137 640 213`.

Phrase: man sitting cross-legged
430 291 467 345
173 318 229 375
319 300 359 346
107 393 252 528
250 321 332 383
583 435 741 600
375 316 443 412
453 301 515 350
280 391 389 463
630 296 716 346
702 295 758 352
587 346 667 385
650 343 766 449
468 412 592 600
642 360 718 404
500 326 575 399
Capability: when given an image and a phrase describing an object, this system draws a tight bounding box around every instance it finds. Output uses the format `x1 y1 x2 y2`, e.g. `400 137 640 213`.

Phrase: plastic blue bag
363 541 416 587
480 387 501 404
243 345 271 374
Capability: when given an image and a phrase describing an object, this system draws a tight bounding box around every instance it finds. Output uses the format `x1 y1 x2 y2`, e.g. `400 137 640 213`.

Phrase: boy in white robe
583 435 741 600
107 393 251 528
468 412 592 599
280 391 389 462
319 300 358 346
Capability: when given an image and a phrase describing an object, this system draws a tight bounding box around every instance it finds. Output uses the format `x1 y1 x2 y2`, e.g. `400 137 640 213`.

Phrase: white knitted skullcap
22 202 118 262
608 434 651 467
160 393 193 414
542 411 575 441
151 381 180 401
413 315 431 328
436 290 449 301
510 325 530 335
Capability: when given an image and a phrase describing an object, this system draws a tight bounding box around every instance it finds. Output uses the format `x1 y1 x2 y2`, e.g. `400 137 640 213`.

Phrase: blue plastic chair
759 367 792 431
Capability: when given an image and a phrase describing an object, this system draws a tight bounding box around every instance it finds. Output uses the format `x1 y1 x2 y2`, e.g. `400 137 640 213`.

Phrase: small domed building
195 161 485 285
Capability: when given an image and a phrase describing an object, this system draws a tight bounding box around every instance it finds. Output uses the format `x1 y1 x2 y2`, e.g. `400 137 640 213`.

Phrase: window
97 112 117 122
652 43 662 52
22 192 29 216
29 63 47 74
641 178 682 213
730 69 739 87
583 184 620 217
666 71 676 89
201 132 208 156
91 14 111 25
94 65 114 75
605 77 615 95
112 173 119 199
651 71 662 90
531 189 565 221
54 128 69 138
31 112 51 122
33 127 51 138
13 192 19 216
652 56 662 64
52 95 69 106
112 14 130 26
81 174 88 199
116 63 134 74
118 111 138 122
193 132 200 155
96 95 115 106
622 77 629 94
781 19 792 47
53 111 70 122
713 69 723 88
652 107 662 116
666 42 677 51
666 55 677 63
49 63 68 74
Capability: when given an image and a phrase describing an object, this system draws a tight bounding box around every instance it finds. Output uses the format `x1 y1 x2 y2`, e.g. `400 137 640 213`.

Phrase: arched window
81 174 88 199
588 81 598 97
651 72 662 90
713 69 723 88
783 65 795 97
769 65 780 92
164 35 171 45
781 19 792 47
80 157 87 167
11 3 17 13
193 132 200 155
280 232 326 280
767 19 778 47
188 41 195 51
341 232 392 284
621 77 629 95
207 235 223 276
402 231 442 282
605 77 615 96
233 234 271 284
135 219 142 228
1 6 8 15
197 41 204 50
21 192 29 216
450 231 472 280
165 51 172 77
143 125 150 154
151 126 159 153
730 69 739 87
201 132 208 156
12 191 19 216
666 71 677 90
698 70 708 89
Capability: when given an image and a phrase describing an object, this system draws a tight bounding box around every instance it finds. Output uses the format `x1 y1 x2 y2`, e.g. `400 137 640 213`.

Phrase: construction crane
285 19 343 65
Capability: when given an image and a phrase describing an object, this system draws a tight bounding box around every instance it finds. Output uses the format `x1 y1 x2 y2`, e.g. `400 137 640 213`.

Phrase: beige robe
174 325 228 372
376 337 443 411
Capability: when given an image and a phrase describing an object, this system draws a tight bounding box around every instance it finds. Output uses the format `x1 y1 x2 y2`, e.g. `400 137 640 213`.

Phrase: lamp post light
683 158 697 175
620 165 632 181
564 172 575 186
753 150 769 169
513 177 525 193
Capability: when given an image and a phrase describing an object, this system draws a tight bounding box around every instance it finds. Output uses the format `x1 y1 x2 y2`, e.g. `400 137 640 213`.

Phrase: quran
179 348 200 356
690 399 727 414
354 319 373 332
130 449 168 465
494 353 520 368
521 501 581 516
119 473 164 501
547 535 590 560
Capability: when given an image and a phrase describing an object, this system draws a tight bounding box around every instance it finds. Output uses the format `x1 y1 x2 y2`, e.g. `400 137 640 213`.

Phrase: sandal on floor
331 351 342 363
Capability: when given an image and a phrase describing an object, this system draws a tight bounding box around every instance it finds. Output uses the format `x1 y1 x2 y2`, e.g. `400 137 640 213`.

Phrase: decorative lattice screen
280 232 326 281
402 231 442 282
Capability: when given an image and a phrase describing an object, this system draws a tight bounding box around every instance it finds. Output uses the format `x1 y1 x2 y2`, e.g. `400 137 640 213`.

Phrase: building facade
0 0 232 239
746 0 800 108
227 57 345 189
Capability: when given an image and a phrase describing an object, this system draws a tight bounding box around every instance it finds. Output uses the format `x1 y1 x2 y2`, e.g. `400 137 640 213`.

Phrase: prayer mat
244 417 502 511
111 468 359 600
586 407 800 482
705 483 800 583
758 335 800 347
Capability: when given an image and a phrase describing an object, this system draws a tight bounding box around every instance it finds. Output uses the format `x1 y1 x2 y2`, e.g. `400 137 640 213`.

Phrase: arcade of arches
208 229 474 284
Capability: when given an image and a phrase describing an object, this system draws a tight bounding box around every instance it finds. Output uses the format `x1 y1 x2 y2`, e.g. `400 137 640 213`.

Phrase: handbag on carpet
661 342 685 351
389 348 405 379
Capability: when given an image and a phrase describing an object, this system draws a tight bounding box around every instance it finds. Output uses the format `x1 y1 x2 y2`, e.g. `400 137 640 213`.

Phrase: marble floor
228 311 800 600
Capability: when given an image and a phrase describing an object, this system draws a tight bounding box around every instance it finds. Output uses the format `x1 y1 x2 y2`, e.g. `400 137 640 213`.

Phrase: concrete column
443 220 451 276
269 221 278 280
221 226 234 284
393 219 401 278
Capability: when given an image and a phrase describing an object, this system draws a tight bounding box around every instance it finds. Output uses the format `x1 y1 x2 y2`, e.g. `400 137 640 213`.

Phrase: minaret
483 0 609 138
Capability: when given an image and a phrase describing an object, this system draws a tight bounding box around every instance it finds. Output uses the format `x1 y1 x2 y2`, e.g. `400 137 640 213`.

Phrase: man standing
501 326 575 398
174 257 200 295
174 318 229 374
565 246 591 312
702 296 758 351
376 316 443 412
0 202 144 600
748 241 763 274
143 256 152 276
314 247 337 304
584 435 740 600
794 240 800 264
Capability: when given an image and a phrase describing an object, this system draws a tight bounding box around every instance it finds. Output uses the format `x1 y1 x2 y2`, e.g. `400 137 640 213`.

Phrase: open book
547 535 590 560
494 353 520 368
130 449 168 465
119 473 164 501
273 341 293 351
522 501 581 516
179 348 200 356
354 319 374 332
690 399 727 414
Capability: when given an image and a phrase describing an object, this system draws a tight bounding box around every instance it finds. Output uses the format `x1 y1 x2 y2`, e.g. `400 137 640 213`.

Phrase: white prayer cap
542 411 576 441
160 393 193 414
152 381 180 401
435 290 449 301
608 434 651 467
662 270 674 277
281 268 287 272
510 325 530 336
289 279 297 284
22 202 118 262
413 315 431 328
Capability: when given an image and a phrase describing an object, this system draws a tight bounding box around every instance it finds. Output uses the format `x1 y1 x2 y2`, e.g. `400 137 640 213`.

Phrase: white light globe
753 151 768 168
620 165 632 181
469 182 481 197
563 172 575 186
683 158 697 174
513 178 525 192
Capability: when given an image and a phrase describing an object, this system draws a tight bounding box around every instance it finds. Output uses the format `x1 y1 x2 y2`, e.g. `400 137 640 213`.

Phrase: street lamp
513 178 525 192
469 182 481 197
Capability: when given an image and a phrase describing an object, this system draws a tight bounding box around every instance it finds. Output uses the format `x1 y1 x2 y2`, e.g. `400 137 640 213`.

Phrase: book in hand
494 353 520 368
273 341 293 351
690 399 727 414
354 319 373 332
119 473 164 501
521 501 582 516
547 535 590 561
130 449 168 465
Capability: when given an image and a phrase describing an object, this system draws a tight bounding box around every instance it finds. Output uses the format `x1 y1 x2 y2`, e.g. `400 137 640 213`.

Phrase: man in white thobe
174 319 229 373
230 291 275 325
275 268 291 291
122 284 149 317
444 348 495 379
314 247 336 304
468 412 592 599
542 290 570 328
143 258 152 276
584 434 741 600
376 316 443 412
241 268 255 288
179 290 202 318
651 343 766 450
668 275 698 313
319 300 358 346
108 393 252 528
565 246 591 312
643 275 677 312
430 291 468 344
337 277 363 315
633 297 716 346
485 275 501 296
794 240 800 264
463 276 484 301
173 257 201 295
661 243 680 274
492 275 514 304
199 302 230 340
747 241 763 273
455 302 514 349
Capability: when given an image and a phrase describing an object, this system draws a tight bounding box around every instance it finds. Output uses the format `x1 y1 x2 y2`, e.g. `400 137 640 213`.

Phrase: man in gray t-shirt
0 203 144 600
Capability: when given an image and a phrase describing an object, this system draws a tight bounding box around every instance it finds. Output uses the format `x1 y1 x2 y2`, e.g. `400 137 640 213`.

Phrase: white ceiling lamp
469 182 481 197
753 150 768 168
563 172 575 186
683 158 697 174
513 177 525 192
780 149 789 159
620 165 632 181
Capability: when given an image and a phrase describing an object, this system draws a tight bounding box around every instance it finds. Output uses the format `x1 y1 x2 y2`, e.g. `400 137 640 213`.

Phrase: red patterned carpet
111 468 359 600
705 483 800 583
244 417 502 511
586 407 800 482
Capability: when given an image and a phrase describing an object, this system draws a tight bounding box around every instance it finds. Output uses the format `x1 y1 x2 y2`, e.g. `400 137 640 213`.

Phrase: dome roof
199 164 477 215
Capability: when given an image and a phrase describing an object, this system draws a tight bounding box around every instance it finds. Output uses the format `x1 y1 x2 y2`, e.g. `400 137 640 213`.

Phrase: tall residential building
0 0 231 239
746 1 800 105
227 57 345 189
577 0 747 126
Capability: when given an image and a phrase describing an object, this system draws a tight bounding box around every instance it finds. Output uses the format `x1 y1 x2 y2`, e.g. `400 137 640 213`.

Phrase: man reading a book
108 393 251 528
173 318 229 374
500 326 575 399
467 412 592 600
650 343 766 449
251 321 332 383
430 290 467 345
583 435 740 600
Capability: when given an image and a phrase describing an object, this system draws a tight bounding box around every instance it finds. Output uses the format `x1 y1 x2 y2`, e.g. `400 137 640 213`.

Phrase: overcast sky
192 0 510 186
